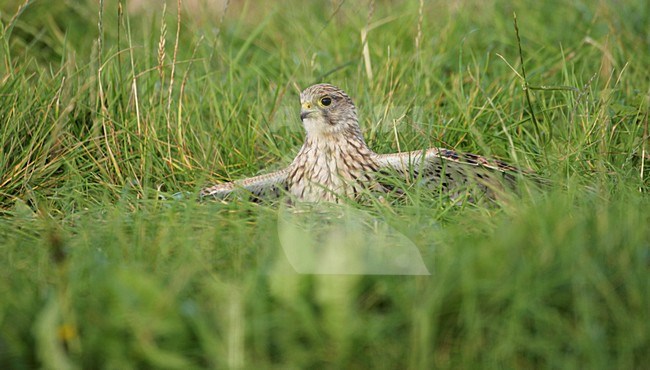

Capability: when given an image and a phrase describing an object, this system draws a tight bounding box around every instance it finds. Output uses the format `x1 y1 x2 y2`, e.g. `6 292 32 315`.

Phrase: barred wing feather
373 148 521 196
200 168 289 200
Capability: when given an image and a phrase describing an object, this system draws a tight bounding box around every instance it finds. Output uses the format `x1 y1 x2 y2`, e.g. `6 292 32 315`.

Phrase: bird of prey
201 83 529 203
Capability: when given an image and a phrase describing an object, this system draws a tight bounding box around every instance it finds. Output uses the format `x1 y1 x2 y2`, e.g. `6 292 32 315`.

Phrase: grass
1 0 648 368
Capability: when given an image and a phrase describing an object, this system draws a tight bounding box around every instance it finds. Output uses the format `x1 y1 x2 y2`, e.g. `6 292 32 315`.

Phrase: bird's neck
304 118 369 147
303 130 373 159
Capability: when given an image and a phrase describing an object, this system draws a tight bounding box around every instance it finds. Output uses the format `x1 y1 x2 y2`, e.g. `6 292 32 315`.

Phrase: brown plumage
201 83 529 202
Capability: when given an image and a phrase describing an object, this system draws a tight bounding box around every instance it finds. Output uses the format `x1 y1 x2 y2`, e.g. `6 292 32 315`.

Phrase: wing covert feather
373 148 522 196
200 168 289 200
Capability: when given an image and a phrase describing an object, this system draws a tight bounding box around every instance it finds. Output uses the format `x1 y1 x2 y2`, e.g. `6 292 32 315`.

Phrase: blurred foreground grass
1 0 648 368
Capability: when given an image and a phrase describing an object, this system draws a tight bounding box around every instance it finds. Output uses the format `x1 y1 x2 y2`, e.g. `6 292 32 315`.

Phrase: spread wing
200 168 289 201
373 148 526 198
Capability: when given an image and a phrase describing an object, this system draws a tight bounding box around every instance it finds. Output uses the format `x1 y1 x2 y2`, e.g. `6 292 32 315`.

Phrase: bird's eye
320 96 332 106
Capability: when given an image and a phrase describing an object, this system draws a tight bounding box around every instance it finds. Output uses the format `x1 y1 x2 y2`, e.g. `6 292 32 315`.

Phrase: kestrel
201 83 528 202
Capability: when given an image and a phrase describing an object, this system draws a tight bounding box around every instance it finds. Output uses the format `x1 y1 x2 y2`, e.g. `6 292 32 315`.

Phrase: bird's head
299 84 363 139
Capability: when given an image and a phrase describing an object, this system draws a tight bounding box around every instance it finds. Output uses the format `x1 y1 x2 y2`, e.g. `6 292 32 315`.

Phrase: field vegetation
1 0 648 368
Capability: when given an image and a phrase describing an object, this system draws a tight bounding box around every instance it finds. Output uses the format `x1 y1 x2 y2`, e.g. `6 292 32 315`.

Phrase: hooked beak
300 102 315 121
300 110 313 121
